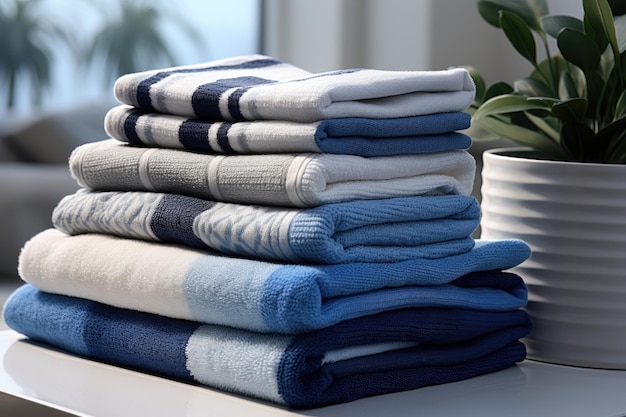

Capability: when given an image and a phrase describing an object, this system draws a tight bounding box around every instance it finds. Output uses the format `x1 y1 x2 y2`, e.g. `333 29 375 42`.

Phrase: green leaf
616 14 626 53
478 1 507 28
583 15 608 51
473 115 565 156
463 118 504 141
527 96 561 106
561 120 599 161
606 138 626 163
551 98 589 121
599 114 626 142
464 66 487 103
484 81 514 100
500 10 538 65
558 71 582 100
531 54 566 91
604 117 626 161
598 46 617 79
584 0 620 59
524 111 561 141
542 15 584 38
615 89 626 117
514 77 554 97
557 28 602 75
473 94 552 119
477 0 548 32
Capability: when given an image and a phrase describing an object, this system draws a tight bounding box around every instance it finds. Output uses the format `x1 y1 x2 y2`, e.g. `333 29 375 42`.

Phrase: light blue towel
3 284 531 408
105 105 472 157
19 229 530 334
113 54 476 122
52 190 480 263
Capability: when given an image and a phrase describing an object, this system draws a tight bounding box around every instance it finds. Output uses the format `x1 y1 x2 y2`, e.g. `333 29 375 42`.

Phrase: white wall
263 0 582 83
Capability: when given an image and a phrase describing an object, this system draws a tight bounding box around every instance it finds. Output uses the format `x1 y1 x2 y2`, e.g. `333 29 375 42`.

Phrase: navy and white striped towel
69 140 476 207
3 285 530 408
113 54 476 122
105 105 472 156
19 229 530 334
52 190 480 264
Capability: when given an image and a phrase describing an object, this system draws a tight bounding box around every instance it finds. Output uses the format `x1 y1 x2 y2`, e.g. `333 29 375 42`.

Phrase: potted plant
467 0 626 369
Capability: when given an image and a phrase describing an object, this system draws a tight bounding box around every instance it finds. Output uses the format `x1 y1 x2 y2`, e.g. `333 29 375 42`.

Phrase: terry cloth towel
69 139 476 207
52 190 481 264
105 105 472 157
3 285 531 408
113 54 476 122
19 229 530 334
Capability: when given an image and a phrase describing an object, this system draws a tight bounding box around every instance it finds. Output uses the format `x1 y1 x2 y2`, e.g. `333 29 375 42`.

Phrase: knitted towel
105 105 472 157
113 54 476 122
69 139 476 207
3 285 531 408
19 229 530 334
52 190 480 264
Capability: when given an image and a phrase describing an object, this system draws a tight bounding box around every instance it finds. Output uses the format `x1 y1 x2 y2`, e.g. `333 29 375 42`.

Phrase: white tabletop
1 330 625 417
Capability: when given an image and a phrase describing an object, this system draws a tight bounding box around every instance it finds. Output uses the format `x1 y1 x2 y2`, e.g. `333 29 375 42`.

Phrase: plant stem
541 34 558 94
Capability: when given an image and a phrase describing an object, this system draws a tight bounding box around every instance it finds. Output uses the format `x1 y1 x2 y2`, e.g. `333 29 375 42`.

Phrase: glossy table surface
1 330 626 417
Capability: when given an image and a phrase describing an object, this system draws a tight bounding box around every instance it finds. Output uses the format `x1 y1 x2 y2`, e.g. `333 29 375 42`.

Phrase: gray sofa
0 101 113 281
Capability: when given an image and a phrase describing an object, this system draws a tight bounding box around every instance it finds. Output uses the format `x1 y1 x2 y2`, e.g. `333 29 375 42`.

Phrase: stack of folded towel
2 55 532 409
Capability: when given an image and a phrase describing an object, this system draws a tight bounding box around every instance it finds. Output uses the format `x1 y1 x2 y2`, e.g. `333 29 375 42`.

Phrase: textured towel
3 285 531 408
105 105 472 156
52 190 480 264
19 229 530 334
113 54 476 122
69 139 476 207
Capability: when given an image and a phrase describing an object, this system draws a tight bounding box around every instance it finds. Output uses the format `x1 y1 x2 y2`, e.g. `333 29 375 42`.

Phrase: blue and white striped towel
69 139 476 207
113 54 476 122
3 285 530 408
19 229 530 334
52 190 480 264
105 105 472 156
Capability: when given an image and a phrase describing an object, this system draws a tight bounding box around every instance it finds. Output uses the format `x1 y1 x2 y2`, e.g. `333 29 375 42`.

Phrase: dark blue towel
4 285 530 409
105 105 471 157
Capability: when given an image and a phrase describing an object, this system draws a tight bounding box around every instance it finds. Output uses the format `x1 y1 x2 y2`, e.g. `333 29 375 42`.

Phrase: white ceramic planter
480 148 626 370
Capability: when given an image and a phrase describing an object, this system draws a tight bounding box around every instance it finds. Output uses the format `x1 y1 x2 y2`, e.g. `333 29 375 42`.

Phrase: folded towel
52 190 480 264
113 54 476 123
69 139 476 207
3 284 531 408
19 229 530 334
105 105 472 156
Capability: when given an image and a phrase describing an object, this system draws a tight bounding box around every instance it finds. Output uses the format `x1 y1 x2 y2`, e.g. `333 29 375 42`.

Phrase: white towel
113 54 476 122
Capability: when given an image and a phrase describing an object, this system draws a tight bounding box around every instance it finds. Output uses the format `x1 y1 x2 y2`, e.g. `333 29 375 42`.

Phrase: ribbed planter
480 148 626 370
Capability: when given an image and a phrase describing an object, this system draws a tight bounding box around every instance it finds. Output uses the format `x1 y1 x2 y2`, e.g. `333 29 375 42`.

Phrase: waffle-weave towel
69 139 476 207
53 190 480 263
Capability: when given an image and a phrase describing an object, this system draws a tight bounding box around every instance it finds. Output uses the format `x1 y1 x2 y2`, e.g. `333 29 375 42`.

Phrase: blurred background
0 0 261 116
0 0 581 317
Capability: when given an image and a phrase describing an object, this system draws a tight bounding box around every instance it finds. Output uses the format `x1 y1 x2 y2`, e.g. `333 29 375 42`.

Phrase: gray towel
70 139 476 207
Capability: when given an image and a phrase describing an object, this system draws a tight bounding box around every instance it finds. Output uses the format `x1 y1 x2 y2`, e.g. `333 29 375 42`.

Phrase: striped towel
113 54 476 123
18 229 530 334
69 139 476 207
105 105 472 156
3 285 531 408
52 190 480 264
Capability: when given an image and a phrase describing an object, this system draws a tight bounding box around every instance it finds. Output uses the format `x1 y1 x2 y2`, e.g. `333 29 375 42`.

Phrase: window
1 0 262 116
